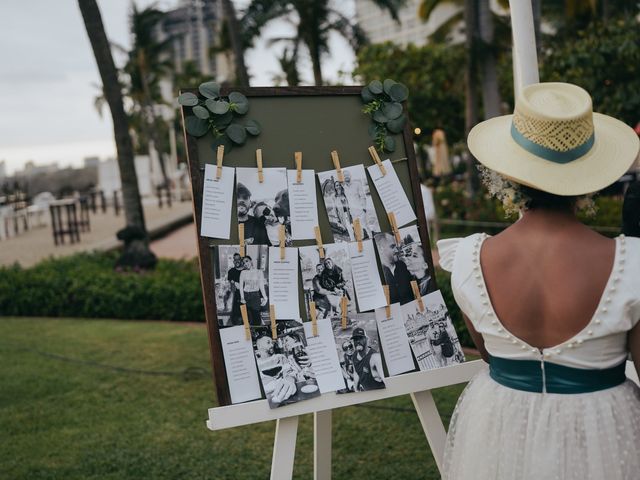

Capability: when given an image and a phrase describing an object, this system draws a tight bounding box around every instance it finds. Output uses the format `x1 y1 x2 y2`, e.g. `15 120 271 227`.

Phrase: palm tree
221 0 251 86
78 0 156 269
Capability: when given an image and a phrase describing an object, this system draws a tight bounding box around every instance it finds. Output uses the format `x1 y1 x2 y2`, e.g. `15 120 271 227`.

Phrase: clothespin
216 145 224 179
368 146 386 176
353 218 363 253
314 226 325 259
240 304 251 340
383 285 391 319
388 212 401 244
279 224 286 260
331 150 344 182
295 151 303 183
256 149 264 183
238 223 245 257
411 280 425 312
341 296 348 329
269 304 277 340
309 301 318 337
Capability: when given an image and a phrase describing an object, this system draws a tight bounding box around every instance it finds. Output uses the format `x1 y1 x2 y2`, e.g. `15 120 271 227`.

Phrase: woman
403 243 431 295
239 255 268 325
437 83 640 479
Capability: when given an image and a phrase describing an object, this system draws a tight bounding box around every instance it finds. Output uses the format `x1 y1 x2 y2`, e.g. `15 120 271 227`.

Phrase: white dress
437 233 640 480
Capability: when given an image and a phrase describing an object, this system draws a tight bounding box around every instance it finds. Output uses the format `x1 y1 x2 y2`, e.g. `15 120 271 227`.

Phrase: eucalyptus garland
361 79 409 153
177 81 261 152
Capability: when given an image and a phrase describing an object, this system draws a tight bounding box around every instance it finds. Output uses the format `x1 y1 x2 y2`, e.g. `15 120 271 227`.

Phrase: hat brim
467 112 640 196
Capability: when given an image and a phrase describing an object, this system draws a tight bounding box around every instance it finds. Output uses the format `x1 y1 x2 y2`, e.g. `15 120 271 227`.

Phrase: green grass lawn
0 317 468 479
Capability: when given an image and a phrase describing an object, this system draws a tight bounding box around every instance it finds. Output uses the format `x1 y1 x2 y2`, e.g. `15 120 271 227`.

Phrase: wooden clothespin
295 151 303 183
279 224 286 260
309 301 318 337
331 150 344 182
269 304 277 340
314 226 325 259
341 296 348 329
368 146 386 176
238 223 245 256
353 218 363 253
411 280 425 312
388 212 401 244
240 304 251 340
256 149 264 183
216 145 224 179
383 285 391 319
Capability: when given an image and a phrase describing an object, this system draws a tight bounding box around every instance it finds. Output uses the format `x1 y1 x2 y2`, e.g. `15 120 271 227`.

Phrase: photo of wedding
332 313 385 393
236 167 292 246
299 243 357 321
214 245 269 327
251 321 321 409
317 164 381 243
401 291 464 371
374 225 432 305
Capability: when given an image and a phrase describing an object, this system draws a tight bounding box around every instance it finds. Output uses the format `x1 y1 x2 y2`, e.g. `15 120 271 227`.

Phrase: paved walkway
150 222 197 260
0 200 193 267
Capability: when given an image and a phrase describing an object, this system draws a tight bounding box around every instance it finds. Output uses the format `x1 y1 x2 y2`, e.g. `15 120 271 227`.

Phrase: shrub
0 252 204 321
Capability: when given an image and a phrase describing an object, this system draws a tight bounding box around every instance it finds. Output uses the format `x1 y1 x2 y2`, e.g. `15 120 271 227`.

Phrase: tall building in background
0 161 6 180
355 0 461 46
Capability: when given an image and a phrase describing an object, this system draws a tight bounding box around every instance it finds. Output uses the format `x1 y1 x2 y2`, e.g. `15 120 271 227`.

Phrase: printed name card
287 169 319 240
367 159 416 227
303 318 346 393
348 239 386 312
268 247 300 319
200 164 235 239
375 303 415 376
219 325 262 404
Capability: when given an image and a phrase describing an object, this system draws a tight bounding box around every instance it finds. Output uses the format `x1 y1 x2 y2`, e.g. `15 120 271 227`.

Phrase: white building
0 160 6 180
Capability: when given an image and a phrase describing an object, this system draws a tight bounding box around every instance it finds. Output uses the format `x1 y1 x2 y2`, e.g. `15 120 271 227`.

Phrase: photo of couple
214 245 269 327
299 243 357 321
236 167 292 247
374 225 432 305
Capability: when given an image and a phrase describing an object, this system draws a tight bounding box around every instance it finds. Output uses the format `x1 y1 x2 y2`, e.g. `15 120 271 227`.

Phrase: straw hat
467 82 640 196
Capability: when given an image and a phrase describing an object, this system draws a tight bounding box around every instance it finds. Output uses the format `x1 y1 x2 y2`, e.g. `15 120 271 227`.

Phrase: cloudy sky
0 0 355 174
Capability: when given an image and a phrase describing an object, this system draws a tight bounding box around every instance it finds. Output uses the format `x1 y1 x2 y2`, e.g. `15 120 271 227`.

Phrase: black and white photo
317 164 381 243
236 167 292 246
299 243 356 321
401 290 465 371
374 225 432 305
215 245 269 327
332 313 385 392
252 321 321 408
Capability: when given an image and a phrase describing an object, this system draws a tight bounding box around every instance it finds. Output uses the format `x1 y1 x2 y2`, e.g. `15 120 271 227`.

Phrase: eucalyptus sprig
178 81 261 152
361 79 409 153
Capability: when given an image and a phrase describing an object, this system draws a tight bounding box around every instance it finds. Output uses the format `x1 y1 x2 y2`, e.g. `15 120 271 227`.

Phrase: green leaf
372 109 388 124
226 123 247 145
386 114 406 134
229 92 249 114
206 99 230 114
361 86 375 103
245 119 261 136
368 80 383 95
383 135 396 152
212 111 233 126
389 83 409 102
382 102 403 119
199 81 220 99
185 116 209 137
232 102 249 114
211 136 233 153
383 79 397 95
192 105 210 120
368 123 379 140
177 92 198 107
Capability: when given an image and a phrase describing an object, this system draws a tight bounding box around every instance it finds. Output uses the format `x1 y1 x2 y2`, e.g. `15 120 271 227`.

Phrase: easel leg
271 416 299 480
411 390 448 474
314 409 332 480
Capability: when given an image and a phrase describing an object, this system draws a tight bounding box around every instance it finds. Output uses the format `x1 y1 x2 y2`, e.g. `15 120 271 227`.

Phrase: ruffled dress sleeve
436 237 460 273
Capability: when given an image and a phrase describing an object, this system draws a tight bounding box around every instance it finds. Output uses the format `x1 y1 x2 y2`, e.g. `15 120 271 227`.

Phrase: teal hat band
510 122 595 164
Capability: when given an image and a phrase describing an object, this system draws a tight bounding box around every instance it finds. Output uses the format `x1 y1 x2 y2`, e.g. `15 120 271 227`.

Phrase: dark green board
181 86 435 406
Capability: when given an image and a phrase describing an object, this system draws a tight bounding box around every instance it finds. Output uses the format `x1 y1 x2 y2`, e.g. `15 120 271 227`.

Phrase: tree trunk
532 0 541 54
477 0 501 119
221 0 250 86
308 39 323 86
78 0 157 269
464 0 480 195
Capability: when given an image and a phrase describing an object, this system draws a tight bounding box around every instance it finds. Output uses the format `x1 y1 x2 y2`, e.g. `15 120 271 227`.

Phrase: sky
0 0 355 175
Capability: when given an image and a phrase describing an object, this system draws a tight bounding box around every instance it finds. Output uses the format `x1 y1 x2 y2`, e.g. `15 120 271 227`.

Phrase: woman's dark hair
520 185 578 211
